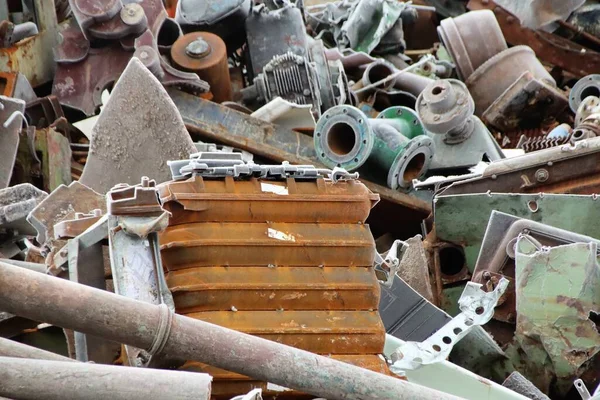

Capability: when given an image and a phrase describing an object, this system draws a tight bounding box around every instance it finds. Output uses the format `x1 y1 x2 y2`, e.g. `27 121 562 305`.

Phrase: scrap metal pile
2 0 600 399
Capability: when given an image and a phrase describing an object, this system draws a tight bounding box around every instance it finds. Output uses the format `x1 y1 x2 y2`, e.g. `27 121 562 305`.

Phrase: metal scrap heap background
1 0 600 399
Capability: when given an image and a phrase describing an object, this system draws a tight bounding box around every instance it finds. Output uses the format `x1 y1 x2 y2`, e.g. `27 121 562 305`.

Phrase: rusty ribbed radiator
158 175 391 399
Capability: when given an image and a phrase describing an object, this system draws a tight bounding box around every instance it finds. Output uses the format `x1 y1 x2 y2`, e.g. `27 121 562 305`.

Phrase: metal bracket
374 239 407 288
575 379 600 400
389 277 509 372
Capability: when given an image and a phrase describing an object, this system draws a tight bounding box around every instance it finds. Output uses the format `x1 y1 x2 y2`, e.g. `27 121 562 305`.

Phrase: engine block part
437 10 507 81
245 5 307 78
315 105 433 189
569 74 600 113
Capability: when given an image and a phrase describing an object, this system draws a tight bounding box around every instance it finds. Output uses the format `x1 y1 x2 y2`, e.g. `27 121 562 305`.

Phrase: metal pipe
0 337 73 362
0 261 461 400
0 258 46 274
0 356 211 400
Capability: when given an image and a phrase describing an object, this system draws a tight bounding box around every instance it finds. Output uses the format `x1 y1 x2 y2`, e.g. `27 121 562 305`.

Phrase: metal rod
0 337 73 362
0 356 211 400
0 258 46 274
355 55 434 94
0 261 461 400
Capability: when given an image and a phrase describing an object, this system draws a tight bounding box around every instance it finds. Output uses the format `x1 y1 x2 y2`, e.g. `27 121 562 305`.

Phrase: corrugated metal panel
157 176 379 225
184 310 385 354
160 222 376 271
182 355 395 399
167 266 380 313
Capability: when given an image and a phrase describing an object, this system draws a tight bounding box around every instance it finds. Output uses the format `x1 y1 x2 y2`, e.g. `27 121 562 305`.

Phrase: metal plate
183 310 385 354
167 266 380 313
158 175 379 226
159 222 376 271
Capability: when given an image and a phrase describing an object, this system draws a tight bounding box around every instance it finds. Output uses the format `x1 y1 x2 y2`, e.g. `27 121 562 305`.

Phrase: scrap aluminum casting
79 58 197 193
389 278 508 372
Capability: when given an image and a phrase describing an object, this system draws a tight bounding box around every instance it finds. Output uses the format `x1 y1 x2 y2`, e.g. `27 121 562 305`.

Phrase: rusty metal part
570 75 600 113
0 21 39 48
437 10 507 81
575 96 600 127
0 337 73 362
0 0 59 87
53 1 206 116
573 113 600 141
53 209 103 239
482 70 568 131
466 46 556 117
0 356 212 400
183 355 391 399
0 95 25 188
442 137 600 195
158 175 378 225
171 32 232 103
168 88 432 215
468 0 600 78
0 261 462 400
24 96 64 129
79 58 196 193
160 222 376 271
86 4 149 41
0 72 16 97
185 310 384 354
168 266 380 313
26 181 105 245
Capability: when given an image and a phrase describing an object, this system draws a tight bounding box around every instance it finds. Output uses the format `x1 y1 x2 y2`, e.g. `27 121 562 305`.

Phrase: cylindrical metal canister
171 32 232 103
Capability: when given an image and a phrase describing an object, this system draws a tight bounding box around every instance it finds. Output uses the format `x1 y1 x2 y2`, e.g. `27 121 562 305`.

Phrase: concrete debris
2 1 600 399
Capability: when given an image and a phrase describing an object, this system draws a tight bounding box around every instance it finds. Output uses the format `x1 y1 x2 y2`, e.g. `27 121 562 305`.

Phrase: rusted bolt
506 16 515 23
482 271 492 280
186 38 211 58
535 169 549 182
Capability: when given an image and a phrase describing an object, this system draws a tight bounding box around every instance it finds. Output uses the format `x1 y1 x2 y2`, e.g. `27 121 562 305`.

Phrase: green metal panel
434 193 600 273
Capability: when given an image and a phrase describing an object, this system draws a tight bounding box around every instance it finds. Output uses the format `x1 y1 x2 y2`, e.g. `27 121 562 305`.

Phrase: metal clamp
575 379 600 400
389 277 509 372
374 240 407 288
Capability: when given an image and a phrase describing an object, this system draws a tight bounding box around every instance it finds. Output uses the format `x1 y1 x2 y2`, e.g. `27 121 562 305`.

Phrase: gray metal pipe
0 261 461 400
0 258 46 274
0 337 73 362
0 356 211 400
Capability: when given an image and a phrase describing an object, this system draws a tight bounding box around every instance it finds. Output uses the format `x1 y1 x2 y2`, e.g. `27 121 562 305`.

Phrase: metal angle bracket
389 277 509 373
374 239 407 288
575 379 600 400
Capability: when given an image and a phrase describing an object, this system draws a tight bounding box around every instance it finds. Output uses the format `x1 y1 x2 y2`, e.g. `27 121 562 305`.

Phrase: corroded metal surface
160 222 376 270
184 310 385 354
168 266 380 313
158 175 379 225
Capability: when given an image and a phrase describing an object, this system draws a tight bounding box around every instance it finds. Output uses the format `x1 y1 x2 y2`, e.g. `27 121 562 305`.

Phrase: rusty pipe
0 261 461 400
0 356 211 400
0 337 73 362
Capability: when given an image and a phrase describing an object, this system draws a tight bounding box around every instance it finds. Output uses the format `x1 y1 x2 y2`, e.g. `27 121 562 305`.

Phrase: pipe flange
569 75 600 113
575 95 600 126
437 10 506 81
314 105 373 171
388 135 433 190
416 79 474 137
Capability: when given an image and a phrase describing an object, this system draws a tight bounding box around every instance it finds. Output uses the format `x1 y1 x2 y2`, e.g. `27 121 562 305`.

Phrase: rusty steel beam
0 337 73 362
468 0 600 77
0 356 212 400
0 261 460 400
167 88 431 215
